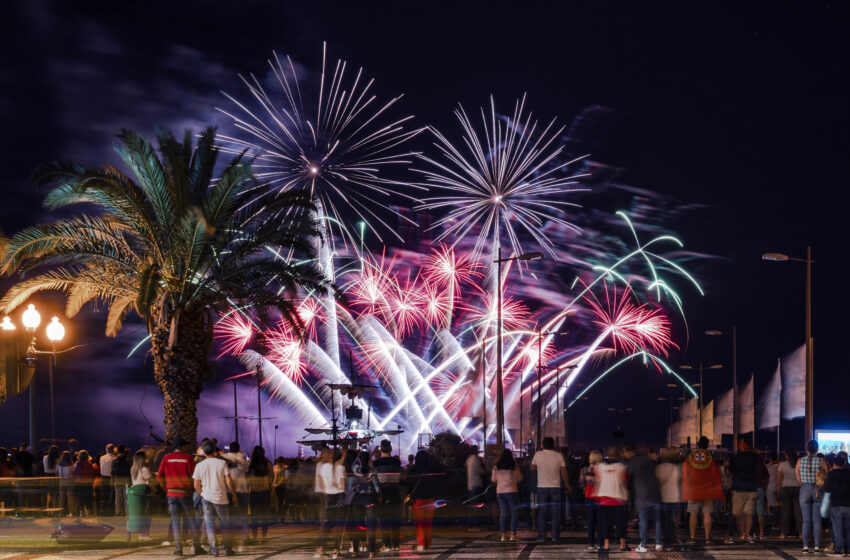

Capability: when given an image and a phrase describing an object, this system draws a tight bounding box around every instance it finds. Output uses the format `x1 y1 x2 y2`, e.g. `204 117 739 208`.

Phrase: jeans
830 506 850 554
201 499 231 554
378 491 401 549
497 492 520 534
537 487 562 539
661 503 679 546
168 495 200 550
586 498 600 546
800 483 823 548
638 503 663 546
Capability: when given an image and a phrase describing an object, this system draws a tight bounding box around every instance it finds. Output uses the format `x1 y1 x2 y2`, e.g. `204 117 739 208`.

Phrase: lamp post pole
732 326 738 446
805 246 813 441
763 247 815 441
496 246 504 447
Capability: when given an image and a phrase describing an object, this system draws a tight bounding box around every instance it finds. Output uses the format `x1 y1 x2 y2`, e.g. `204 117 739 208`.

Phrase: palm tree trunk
151 308 209 446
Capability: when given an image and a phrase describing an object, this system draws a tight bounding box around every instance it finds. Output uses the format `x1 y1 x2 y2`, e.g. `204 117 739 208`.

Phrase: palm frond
106 296 136 337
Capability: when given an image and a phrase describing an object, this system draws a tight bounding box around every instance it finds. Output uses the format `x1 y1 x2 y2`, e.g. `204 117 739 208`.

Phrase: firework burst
219 42 423 244
415 94 589 260
264 322 307 385
214 312 254 357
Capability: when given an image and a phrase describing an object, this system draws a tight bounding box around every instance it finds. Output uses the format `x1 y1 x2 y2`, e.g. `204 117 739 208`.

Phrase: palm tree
0 127 325 444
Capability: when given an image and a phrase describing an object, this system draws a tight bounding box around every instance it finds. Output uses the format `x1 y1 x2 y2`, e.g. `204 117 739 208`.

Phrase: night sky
1 1 848 454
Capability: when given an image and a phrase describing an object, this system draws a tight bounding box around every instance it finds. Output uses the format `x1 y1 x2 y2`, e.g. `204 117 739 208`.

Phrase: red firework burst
264 322 307 384
423 244 480 293
586 282 676 356
214 312 254 357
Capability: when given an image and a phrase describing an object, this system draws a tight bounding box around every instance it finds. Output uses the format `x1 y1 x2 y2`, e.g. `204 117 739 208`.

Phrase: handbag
820 492 831 519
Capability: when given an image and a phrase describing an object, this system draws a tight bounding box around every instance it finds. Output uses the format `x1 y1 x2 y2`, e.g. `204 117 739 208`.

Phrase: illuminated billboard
815 430 850 455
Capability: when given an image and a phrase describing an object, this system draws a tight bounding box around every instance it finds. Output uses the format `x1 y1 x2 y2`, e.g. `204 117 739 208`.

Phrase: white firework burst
415 94 589 260
218 42 424 244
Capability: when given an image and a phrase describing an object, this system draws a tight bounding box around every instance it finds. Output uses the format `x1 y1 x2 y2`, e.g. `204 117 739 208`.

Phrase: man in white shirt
464 447 486 528
193 440 237 557
531 437 569 542
99 444 115 514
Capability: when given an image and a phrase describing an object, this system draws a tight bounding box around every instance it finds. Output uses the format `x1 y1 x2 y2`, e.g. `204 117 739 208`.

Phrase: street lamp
4 304 68 449
680 362 723 439
705 327 738 446
762 246 814 440
494 249 543 447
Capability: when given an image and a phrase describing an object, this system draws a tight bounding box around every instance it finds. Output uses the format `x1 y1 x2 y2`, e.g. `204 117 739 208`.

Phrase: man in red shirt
159 437 201 556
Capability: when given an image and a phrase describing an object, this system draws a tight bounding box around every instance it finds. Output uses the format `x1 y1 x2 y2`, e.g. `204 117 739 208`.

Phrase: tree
0 127 325 444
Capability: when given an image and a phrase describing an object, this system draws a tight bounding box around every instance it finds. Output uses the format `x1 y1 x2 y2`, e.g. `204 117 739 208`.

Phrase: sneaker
379 546 390 553
803 547 811 553
536 537 546 543
635 545 648 553
414 546 425 552
815 548 823 553
655 544 664 551
510 534 518 542
391 547 400 552
748 537 756 544
500 534 507 542
725 537 736 544
164 541 173 547
686 538 697 546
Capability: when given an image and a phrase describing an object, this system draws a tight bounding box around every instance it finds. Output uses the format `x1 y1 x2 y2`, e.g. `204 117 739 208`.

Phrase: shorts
732 491 757 517
755 488 766 516
686 499 714 514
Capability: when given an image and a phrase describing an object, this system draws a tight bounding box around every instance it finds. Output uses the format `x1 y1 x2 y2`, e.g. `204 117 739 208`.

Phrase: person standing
797 439 829 553
193 440 237 557
99 444 115 514
314 447 341 558
73 450 96 517
159 437 201 557
407 449 441 552
531 437 569 542
492 448 523 542
43 445 60 511
464 446 486 528
349 450 379 558
57 450 74 515
727 440 760 543
825 452 850 558
595 446 630 552
582 450 603 551
247 446 274 543
681 436 722 545
374 440 402 552
778 446 802 539
222 443 249 552
655 447 683 549
766 452 780 515
112 445 131 516
623 442 663 552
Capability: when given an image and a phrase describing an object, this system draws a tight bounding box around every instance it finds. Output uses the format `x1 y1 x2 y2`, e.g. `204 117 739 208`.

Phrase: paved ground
0 516 828 559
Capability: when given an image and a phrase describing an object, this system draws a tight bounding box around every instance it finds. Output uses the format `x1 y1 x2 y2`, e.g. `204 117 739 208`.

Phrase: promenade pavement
0 517 822 560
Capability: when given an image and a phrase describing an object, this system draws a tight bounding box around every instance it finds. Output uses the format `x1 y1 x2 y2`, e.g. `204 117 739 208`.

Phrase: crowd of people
2 434 850 557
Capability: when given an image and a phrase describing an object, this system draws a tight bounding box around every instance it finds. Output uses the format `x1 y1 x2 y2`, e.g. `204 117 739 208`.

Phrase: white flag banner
679 398 699 444
714 388 734 438
668 421 681 447
781 344 806 420
758 360 782 429
738 375 755 434
702 400 714 445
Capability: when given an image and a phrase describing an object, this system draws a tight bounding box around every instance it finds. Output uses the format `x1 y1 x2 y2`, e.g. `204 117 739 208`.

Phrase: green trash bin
126 484 151 535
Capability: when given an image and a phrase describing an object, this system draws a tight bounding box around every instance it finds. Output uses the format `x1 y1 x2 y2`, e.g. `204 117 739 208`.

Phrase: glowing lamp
309 166 319 175
762 253 789 262
21 304 41 332
1 316 15 330
46 317 65 343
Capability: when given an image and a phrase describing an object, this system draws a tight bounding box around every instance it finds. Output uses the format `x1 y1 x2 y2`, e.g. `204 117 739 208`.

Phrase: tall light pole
763 247 814 440
706 327 738 446
680 362 723 439
494 249 543 447
45 317 65 444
